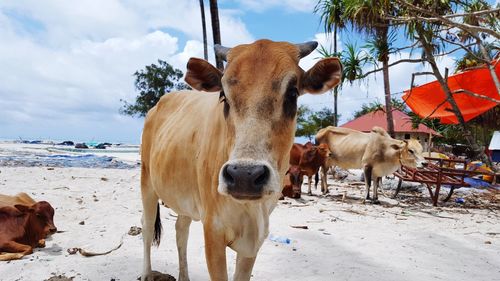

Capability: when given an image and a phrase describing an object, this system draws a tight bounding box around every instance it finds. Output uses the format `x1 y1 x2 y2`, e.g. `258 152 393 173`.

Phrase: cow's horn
214 44 231 61
296 41 318 58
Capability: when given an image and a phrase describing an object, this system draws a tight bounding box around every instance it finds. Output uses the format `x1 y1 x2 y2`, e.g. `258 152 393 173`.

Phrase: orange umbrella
403 62 500 124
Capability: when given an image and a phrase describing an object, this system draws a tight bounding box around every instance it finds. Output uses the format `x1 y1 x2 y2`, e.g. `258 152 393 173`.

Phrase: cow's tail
152 203 162 247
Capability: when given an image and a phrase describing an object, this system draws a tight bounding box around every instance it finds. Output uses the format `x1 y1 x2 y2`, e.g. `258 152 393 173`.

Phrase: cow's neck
223 197 277 257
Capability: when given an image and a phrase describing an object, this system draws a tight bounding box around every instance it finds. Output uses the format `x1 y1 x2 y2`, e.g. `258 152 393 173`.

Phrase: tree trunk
333 24 338 127
382 59 395 137
199 0 208 61
333 24 338 56
333 89 338 126
209 0 223 70
477 39 500 95
380 28 395 138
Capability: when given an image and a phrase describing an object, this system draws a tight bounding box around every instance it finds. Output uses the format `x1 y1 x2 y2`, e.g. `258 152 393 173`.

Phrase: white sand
0 166 499 281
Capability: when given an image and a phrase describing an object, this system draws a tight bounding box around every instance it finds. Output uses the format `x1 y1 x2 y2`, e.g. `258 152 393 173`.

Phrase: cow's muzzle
221 164 270 200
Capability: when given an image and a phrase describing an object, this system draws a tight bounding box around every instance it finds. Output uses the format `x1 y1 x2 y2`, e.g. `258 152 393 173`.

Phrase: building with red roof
340 109 440 150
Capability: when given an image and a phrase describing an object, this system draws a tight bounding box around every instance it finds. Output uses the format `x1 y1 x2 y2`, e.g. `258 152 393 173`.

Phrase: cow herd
283 125 427 203
0 39 428 281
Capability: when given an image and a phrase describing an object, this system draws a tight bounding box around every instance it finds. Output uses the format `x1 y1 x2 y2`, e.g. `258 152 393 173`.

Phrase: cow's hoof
37 239 46 248
142 271 176 281
307 191 313 196
372 199 380 205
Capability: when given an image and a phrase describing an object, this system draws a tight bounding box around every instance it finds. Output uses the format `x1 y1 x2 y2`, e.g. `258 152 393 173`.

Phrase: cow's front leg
233 254 256 281
204 226 228 281
176 215 192 281
363 165 372 202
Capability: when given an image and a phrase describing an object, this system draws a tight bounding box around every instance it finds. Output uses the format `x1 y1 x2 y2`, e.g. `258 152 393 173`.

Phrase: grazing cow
316 126 426 203
0 193 57 236
140 39 342 281
0 203 52 261
281 166 304 199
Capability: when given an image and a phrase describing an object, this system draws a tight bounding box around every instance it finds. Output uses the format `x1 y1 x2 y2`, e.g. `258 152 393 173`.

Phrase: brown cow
0 193 57 236
281 166 304 199
0 203 52 261
316 126 427 203
289 142 314 165
140 39 342 281
298 143 329 195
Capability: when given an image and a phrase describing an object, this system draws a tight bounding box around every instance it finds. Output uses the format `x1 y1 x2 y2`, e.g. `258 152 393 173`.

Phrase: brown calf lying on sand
0 193 56 261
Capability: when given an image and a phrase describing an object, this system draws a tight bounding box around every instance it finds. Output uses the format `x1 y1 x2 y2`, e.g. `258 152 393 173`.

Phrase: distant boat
75 143 88 149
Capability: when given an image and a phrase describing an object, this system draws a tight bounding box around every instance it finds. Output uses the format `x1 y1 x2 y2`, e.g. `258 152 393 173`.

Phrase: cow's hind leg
0 241 33 261
176 215 192 281
321 165 329 194
372 177 381 204
233 254 256 281
141 188 161 281
363 165 372 202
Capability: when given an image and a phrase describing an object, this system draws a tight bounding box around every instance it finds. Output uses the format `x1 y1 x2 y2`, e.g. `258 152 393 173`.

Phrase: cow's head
17 201 57 235
400 139 427 168
185 39 341 201
14 203 52 241
286 166 304 198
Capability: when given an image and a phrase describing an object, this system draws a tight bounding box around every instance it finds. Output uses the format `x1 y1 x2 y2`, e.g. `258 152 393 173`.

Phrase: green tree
296 105 338 139
316 0 347 126
120 60 189 117
352 98 408 119
342 0 397 137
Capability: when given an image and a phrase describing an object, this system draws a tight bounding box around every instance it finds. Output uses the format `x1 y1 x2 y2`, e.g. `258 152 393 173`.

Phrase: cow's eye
283 84 298 119
287 86 299 100
409 149 414 154
219 90 230 118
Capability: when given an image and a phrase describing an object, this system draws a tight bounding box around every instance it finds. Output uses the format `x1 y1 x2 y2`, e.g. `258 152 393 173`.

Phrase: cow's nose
50 227 57 233
422 161 428 167
222 164 270 199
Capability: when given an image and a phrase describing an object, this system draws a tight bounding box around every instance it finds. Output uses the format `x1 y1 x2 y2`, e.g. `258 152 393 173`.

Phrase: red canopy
403 63 500 124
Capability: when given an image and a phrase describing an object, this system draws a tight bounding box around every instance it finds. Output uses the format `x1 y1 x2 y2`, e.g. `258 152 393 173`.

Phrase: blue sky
0 0 472 143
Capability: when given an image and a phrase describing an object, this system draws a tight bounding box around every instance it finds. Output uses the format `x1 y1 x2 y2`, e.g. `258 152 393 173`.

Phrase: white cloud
0 0 253 143
236 0 315 13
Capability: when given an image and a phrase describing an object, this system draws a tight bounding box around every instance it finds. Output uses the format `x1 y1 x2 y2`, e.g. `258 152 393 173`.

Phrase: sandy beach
0 143 499 281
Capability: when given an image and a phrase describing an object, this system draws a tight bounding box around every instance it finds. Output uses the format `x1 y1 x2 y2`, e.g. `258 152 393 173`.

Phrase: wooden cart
393 157 470 206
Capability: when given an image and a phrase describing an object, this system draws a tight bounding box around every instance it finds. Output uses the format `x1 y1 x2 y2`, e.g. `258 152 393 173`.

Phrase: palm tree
317 42 370 125
199 0 208 60
209 0 223 70
315 0 346 126
342 0 397 137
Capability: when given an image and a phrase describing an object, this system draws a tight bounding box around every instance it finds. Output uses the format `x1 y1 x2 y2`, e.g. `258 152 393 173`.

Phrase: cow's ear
14 204 32 213
302 58 342 94
185 58 222 92
391 143 405 151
